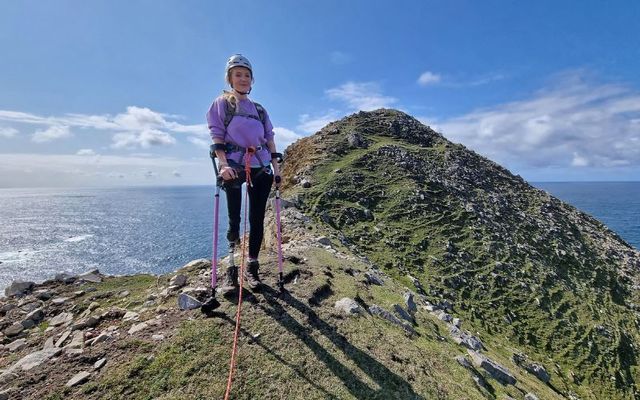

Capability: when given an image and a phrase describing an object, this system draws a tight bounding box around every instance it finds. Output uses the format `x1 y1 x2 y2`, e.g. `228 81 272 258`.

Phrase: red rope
224 149 254 400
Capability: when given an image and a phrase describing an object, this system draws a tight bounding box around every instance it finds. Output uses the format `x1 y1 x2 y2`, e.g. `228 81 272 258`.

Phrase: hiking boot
218 266 239 296
243 260 262 290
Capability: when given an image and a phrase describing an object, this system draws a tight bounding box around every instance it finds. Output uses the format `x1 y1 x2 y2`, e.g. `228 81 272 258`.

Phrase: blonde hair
222 89 240 107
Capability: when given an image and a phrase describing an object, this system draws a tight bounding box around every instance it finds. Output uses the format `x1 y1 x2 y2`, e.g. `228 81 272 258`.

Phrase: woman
206 54 281 294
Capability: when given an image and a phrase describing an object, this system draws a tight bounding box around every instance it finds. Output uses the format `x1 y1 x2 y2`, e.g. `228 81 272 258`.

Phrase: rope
224 148 254 400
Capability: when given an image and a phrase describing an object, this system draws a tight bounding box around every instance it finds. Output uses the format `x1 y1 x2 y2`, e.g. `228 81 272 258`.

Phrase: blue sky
1 0 639 187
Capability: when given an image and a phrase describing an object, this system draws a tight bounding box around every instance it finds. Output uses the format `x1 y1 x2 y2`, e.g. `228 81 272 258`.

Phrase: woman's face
229 67 252 93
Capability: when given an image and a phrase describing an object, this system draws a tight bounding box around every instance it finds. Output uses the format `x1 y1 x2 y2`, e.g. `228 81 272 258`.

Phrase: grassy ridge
285 109 640 399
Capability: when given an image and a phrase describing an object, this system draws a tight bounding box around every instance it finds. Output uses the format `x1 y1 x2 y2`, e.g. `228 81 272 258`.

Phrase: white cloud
188 136 210 149
32 125 71 143
571 152 589 167
417 71 441 86
325 81 397 111
113 106 165 130
0 126 18 138
273 126 304 150
467 73 505 87
0 153 205 187
76 149 96 156
437 74 640 169
330 51 352 65
111 129 176 149
0 106 206 149
297 111 342 134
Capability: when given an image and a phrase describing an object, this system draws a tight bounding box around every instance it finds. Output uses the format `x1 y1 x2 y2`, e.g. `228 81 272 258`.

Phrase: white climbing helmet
225 54 253 75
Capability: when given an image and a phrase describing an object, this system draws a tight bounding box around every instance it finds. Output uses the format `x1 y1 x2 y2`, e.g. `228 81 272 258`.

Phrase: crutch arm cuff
271 152 283 163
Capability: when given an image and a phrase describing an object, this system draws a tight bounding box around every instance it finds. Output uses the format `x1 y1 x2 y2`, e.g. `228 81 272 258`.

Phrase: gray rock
424 304 438 312
72 315 100 330
452 318 461 328
0 303 16 313
181 287 209 298
0 388 11 400
334 298 362 315
49 312 73 327
407 275 427 295
55 273 76 284
526 363 550 383
317 236 332 246
25 308 45 323
169 274 187 288
19 301 41 313
4 281 35 297
87 332 111 346
101 308 126 320
77 271 102 283
438 300 453 311
94 357 107 370
449 326 483 351
51 297 70 306
43 336 55 349
512 353 550 383
34 290 53 301
3 347 62 373
66 371 91 387
369 304 415 336
117 290 130 298
393 304 415 324
180 258 211 271
4 322 24 337
7 338 27 352
0 372 18 385
347 132 368 148
301 179 312 188
524 394 539 400
122 311 139 321
467 349 516 385
364 270 384 285
66 331 84 349
128 322 148 335
20 319 35 329
404 292 417 315
55 330 72 347
455 355 472 369
178 293 202 310
435 310 453 323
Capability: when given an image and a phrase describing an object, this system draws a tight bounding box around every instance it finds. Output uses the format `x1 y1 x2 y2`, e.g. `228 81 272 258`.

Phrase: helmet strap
232 86 251 96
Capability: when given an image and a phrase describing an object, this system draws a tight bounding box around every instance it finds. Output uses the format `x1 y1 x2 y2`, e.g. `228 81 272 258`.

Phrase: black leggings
224 168 273 258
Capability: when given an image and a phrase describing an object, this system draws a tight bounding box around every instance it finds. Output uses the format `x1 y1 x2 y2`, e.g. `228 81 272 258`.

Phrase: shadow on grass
250 284 425 399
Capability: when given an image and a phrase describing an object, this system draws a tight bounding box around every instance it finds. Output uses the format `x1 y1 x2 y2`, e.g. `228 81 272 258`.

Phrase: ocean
0 186 228 291
0 182 638 291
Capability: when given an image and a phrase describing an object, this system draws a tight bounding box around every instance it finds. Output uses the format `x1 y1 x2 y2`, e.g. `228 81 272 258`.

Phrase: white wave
0 249 41 263
64 234 94 243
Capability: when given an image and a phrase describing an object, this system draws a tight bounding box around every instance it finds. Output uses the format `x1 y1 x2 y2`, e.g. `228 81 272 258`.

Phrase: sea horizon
1 182 638 292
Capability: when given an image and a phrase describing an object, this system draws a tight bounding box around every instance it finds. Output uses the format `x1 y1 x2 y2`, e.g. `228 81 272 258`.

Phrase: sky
1 0 639 187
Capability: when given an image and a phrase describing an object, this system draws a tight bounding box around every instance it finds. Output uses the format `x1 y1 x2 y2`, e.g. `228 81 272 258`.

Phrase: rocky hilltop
283 109 640 398
0 109 638 400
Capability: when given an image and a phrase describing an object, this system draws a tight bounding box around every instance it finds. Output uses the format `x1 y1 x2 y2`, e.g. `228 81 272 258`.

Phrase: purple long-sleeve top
206 96 274 167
